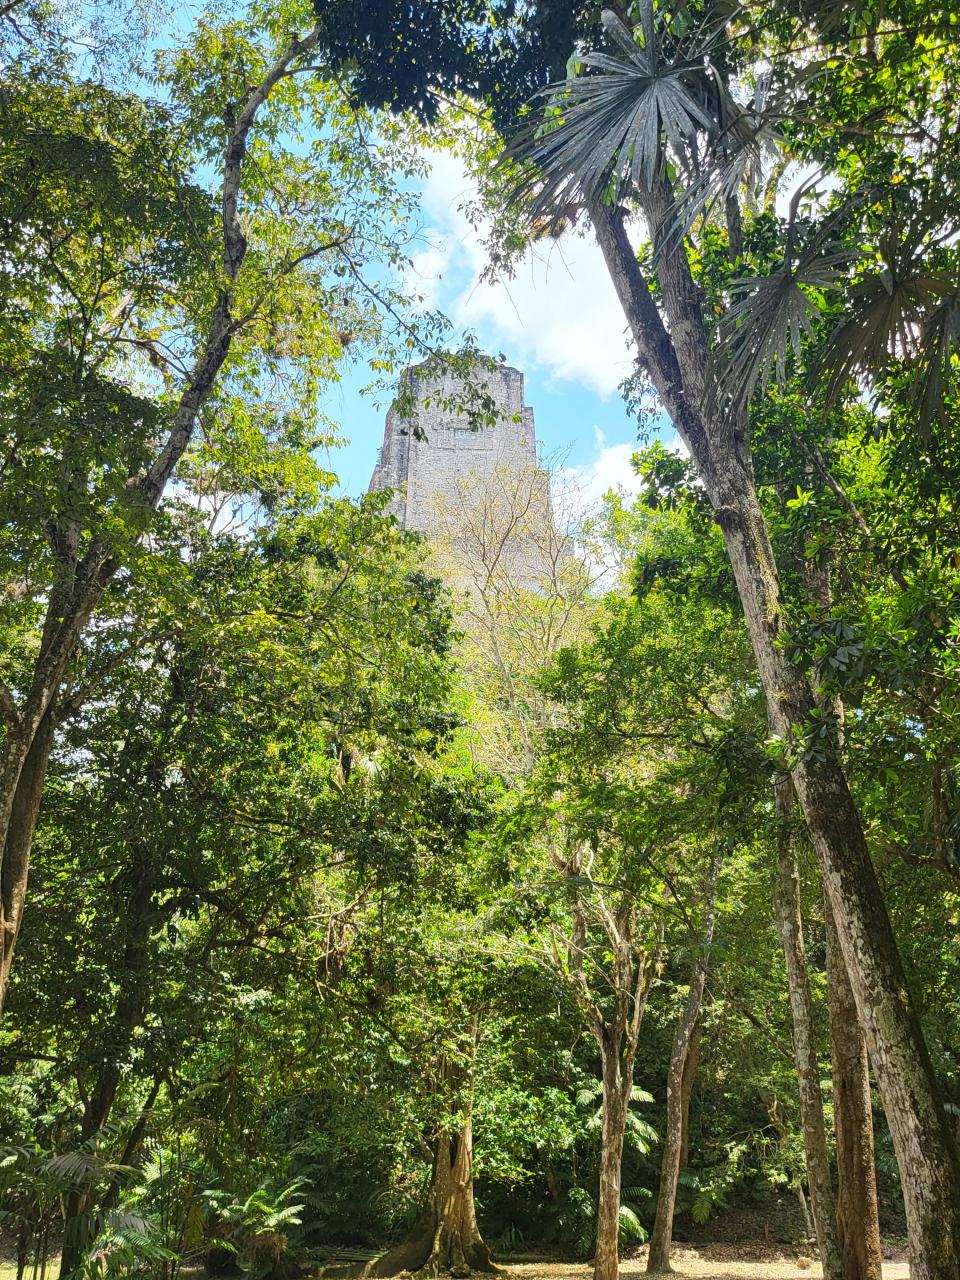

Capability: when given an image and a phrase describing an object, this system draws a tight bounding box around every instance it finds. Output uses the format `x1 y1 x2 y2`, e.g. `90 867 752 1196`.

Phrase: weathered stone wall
368 361 570 595
368 362 539 532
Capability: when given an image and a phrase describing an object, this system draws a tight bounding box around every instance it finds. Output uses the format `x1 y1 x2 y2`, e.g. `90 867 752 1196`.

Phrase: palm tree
505 3 960 1276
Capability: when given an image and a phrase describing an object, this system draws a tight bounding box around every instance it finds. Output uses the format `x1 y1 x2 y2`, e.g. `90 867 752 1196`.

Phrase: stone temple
368 361 541 534
368 361 566 592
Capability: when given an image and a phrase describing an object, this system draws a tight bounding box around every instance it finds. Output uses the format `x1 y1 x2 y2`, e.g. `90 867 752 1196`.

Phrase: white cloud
402 239 453 309
559 427 644 508
554 425 690 516
411 152 634 397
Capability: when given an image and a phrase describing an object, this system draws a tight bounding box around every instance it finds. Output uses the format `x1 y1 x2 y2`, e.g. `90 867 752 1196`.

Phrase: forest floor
503 1249 910 1280
0 1246 913 1280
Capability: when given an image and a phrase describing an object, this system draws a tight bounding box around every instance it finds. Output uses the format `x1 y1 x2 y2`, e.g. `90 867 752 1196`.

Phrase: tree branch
135 20 323 514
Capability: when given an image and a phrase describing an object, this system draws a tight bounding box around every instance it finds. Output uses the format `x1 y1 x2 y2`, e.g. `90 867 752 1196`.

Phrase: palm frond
263 1203 304 1229
89 1208 179 1271
506 2 718 227
625 1111 660 1152
665 137 760 247
618 1202 649 1245
713 238 849 409
46 1145 128 1192
662 75 784 251
914 287 960 432
575 1080 602 1107
622 1184 653 1201
818 237 941 405
816 232 960 430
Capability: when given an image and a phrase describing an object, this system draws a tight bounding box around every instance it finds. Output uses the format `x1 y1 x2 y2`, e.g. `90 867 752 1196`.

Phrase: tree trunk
591 195 960 1277
334 1016 495 1280
646 1006 696 1274
825 898 883 1280
804 553 883 1280
772 779 841 1280
766 1096 815 1239
554 843 660 1280
58 1194 93 1280
648 856 720 1274
678 1024 701 1173
720 474 960 1279
58 848 156 1280
0 712 56 1007
343 1119 495 1279
0 20 324 1019
595 1037 629 1280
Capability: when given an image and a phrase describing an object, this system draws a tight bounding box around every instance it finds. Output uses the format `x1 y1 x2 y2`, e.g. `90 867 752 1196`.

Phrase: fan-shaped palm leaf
46 1143 130 1192
818 237 943 406
915 287 960 431
663 73 785 251
816 231 960 429
506 3 719 226
713 237 849 409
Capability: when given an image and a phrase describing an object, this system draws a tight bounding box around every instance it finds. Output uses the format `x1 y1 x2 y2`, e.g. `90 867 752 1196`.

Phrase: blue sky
113 5 677 509
319 149 678 507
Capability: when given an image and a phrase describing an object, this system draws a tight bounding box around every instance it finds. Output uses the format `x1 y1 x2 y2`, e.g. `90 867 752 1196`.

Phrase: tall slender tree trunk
647 855 720 1274
804 551 883 1280
765 1096 815 1238
646 1004 698 1274
0 18 324 1018
825 899 883 1280
0 712 56 1004
554 843 660 1280
772 779 841 1280
0 574 115 1012
678 1024 701 1173
595 1036 629 1280
58 848 155 1280
721 471 960 1280
591 198 960 1278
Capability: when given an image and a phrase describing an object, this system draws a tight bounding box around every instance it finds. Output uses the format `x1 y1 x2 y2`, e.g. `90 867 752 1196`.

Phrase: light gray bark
766 1095 815 1238
552 843 660 1280
595 1036 629 1280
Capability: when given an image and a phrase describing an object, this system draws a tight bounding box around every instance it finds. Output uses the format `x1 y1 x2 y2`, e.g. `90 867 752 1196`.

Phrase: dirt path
504 1251 910 1280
